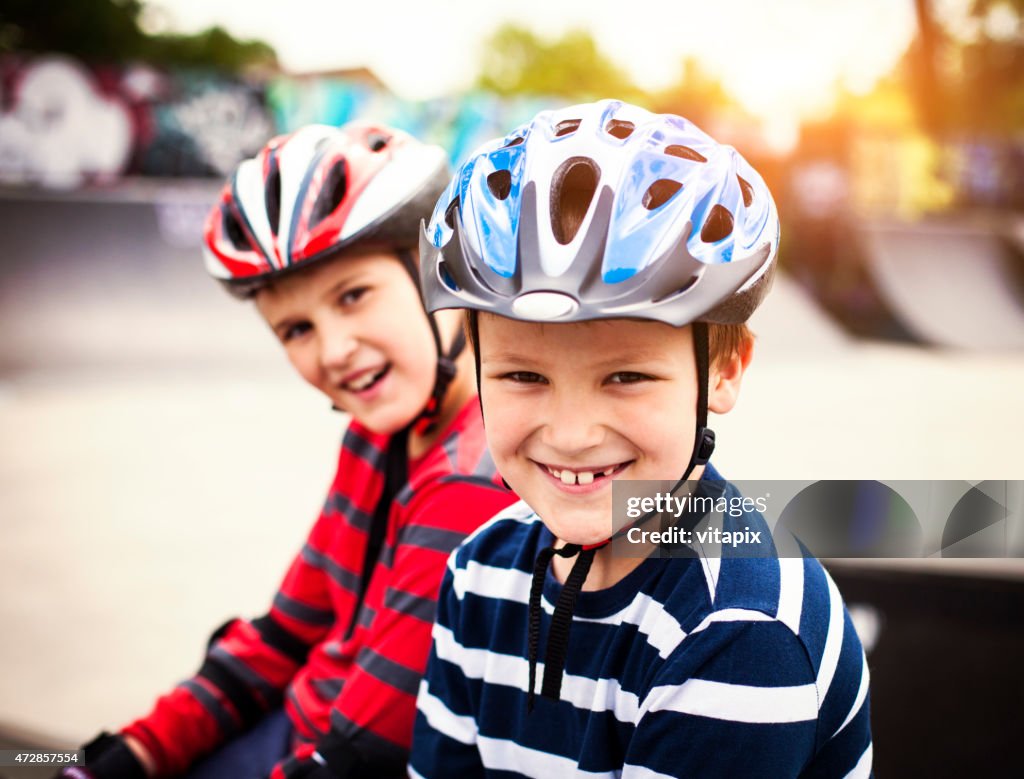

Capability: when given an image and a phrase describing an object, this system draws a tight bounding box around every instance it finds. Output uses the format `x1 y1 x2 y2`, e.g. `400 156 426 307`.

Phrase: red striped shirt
122 399 514 775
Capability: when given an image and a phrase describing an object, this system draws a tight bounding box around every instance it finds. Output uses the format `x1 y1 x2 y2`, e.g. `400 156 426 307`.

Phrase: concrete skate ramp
0 183 283 376
860 219 1024 350
747 271 850 358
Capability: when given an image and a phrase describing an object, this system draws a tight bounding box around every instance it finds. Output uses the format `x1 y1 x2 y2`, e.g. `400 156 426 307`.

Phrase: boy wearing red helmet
64 123 515 779
411 101 872 777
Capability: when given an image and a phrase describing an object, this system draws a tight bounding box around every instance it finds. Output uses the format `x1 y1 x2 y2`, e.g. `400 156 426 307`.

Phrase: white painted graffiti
0 56 134 188
167 86 275 176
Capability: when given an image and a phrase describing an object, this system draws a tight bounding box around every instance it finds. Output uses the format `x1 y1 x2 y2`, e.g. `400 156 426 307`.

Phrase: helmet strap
415 328 465 436
469 310 483 400
527 541 595 712
394 249 465 436
688 321 716 475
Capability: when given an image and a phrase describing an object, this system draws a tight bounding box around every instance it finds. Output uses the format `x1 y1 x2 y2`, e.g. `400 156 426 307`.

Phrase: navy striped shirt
412 468 872 778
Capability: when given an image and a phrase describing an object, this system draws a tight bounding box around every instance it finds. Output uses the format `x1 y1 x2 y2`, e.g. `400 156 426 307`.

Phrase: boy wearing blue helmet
410 101 872 778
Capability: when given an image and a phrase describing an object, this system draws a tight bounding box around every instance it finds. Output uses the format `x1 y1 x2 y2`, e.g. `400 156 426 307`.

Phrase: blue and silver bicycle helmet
420 99 778 327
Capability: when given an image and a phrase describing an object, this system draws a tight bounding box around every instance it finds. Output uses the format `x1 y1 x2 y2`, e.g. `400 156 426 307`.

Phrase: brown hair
708 322 754 368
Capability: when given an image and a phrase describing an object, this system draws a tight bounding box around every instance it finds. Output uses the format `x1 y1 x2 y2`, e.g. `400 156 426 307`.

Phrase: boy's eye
281 321 312 342
339 286 368 306
607 371 652 385
501 371 547 384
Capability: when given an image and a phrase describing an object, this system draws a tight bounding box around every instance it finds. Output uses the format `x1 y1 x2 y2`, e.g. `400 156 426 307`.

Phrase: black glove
55 733 146 779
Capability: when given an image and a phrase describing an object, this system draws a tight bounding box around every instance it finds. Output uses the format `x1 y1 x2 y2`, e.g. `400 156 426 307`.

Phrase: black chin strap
524 321 716 711
401 249 466 436
526 542 597 711
418 327 464 432
469 311 483 405
686 321 716 484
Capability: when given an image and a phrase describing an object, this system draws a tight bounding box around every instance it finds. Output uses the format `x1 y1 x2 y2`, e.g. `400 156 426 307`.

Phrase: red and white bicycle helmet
203 121 463 434
203 121 450 298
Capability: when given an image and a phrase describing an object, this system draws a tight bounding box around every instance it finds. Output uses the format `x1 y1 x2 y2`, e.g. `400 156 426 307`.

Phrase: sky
145 0 922 148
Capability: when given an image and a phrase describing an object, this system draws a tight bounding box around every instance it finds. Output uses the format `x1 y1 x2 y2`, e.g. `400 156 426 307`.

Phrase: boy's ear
707 338 753 414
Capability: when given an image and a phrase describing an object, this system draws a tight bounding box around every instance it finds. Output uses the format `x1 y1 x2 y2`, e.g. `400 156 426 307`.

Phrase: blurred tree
909 0 945 134
955 0 1024 134
476 24 641 101
0 0 147 61
0 0 277 72
148 26 277 72
905 0 1024 135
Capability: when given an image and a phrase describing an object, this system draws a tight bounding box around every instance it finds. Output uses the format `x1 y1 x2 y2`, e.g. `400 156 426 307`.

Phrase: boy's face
478 314 703 546
254 250 437 434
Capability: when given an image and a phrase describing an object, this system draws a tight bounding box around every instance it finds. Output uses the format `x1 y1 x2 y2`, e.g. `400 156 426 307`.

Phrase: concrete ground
0 366 342 748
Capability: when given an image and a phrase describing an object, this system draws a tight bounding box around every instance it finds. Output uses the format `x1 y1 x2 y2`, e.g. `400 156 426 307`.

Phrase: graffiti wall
0 55 274 187
0 54 553 188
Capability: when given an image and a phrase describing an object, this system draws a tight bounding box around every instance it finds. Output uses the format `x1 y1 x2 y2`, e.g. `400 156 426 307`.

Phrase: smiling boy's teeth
549 466 611 485
347 368 383 391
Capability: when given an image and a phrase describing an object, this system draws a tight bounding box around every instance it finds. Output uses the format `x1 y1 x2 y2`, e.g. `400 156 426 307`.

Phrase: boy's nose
318 326 359 370
540 392 605 455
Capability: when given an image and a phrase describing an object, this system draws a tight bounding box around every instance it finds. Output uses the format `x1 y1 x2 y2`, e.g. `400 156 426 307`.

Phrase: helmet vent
366 132 391 152
222 205 251 251
309 160 348 229
554 119 581 137
653 275 699 303
487 169 512 200
444 197 460 229
665 145 707 163
605 119 635 139
503 136 525 148
469 263 492 290
737 175 754 207
642 179 683 210
438 262 460 291
700 204 735 243
550 156 600 245
265 158 282 235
